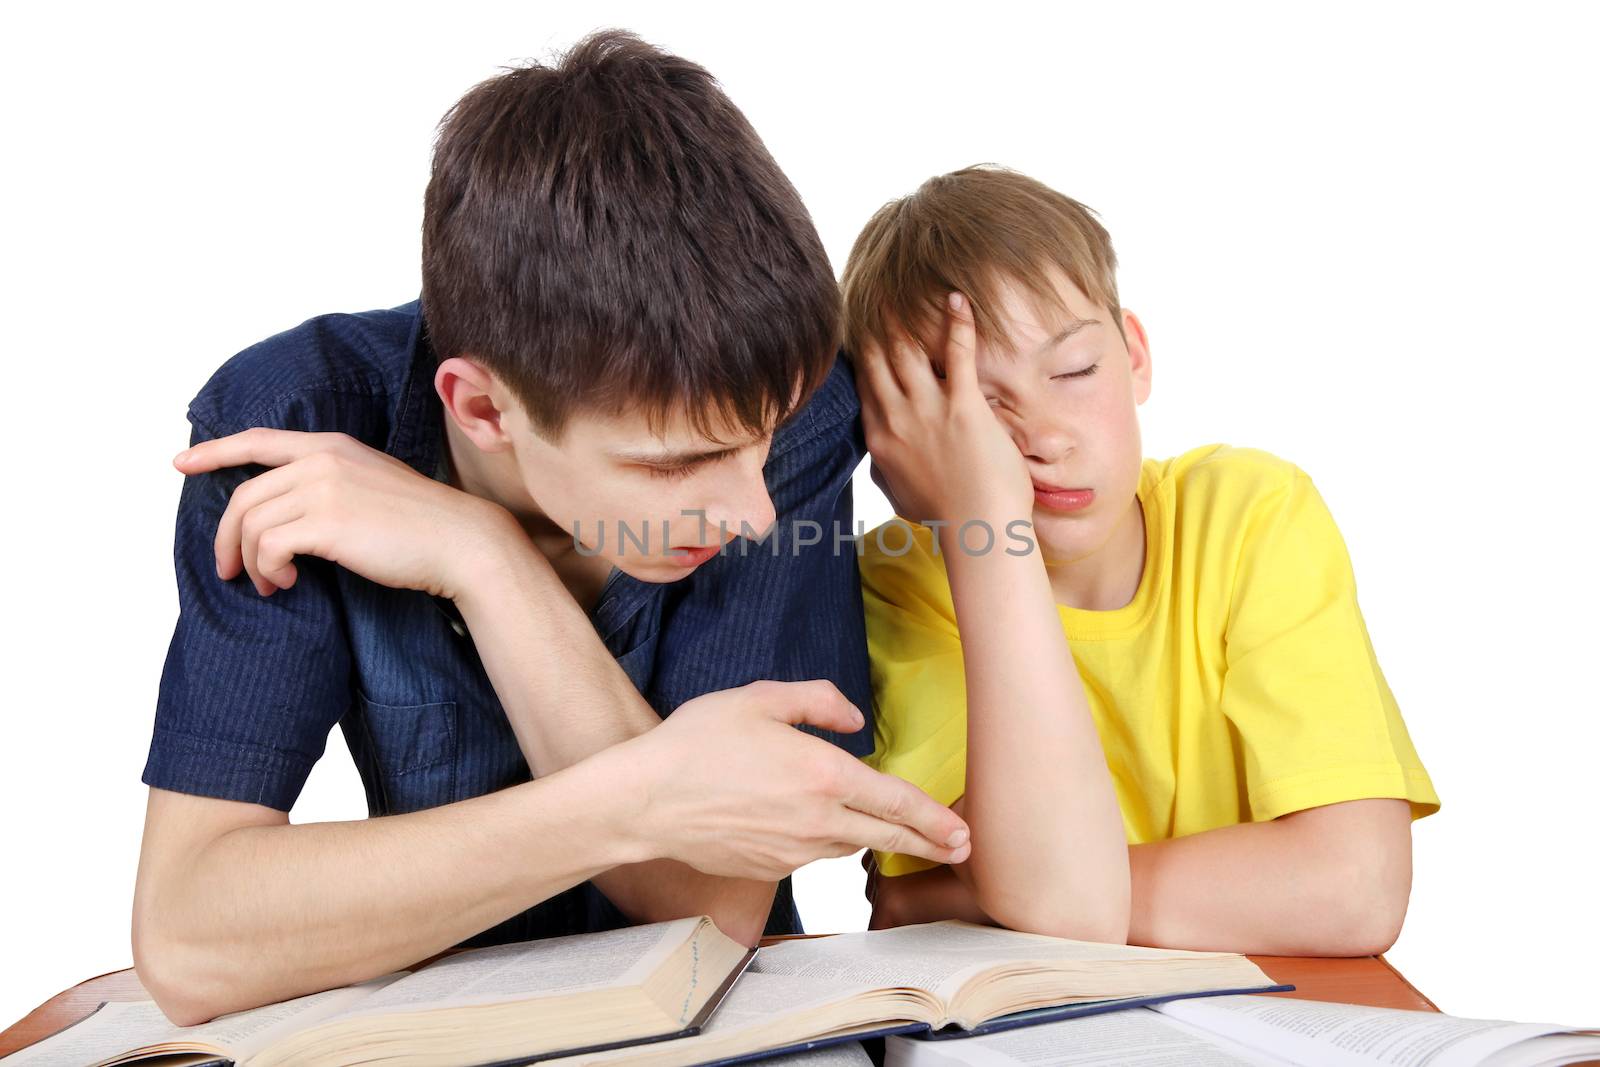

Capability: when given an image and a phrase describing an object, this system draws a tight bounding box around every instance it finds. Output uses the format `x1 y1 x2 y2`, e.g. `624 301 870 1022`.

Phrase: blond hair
841 164 1123 363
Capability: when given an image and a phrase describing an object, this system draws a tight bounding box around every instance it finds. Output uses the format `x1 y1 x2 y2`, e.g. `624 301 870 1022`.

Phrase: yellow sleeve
859 527 971 877
1219 470 1440 823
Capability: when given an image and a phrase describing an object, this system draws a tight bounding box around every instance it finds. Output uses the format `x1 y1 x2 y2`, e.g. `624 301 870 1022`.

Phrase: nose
1006 399 1073 467
700 462 777 545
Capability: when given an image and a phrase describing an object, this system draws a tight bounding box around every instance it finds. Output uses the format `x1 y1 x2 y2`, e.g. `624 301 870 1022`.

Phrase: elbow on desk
1289 850 1413 958
974 883 1132 946
1310 882 1409 957
687 898 770 950
131 915 235 1027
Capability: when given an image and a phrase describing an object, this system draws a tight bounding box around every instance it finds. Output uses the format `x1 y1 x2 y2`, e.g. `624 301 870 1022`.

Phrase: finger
175 427 346 474
215 464 303 582
854 333 905 415
255 518 312 593
239 492 309 594
838 763 971 851
827 808 972 867
746 679 866 734
883 317 942 408
942 291 980 398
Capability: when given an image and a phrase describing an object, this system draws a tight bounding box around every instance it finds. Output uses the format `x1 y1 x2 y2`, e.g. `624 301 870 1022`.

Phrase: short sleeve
648 356 876 757
140 411 353 811
859 525 972 876
1219 470 1440 823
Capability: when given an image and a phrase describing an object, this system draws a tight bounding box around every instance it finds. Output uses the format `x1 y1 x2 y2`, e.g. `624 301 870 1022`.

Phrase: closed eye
644 461 706 482
1052 362 1101 381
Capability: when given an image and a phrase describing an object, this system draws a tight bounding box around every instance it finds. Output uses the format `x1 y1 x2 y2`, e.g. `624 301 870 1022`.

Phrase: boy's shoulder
1154 443 1312 523
1156 442 1306 492
185 299 423 440
857 516 950 613
768 350 863 462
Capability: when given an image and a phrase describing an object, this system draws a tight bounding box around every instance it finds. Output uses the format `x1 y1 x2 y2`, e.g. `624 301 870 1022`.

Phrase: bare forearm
874 805 1409 955
454 523 660 771
453 524 776 942
133 758 642 1025
941 528 1129 940
1128 805 1413 956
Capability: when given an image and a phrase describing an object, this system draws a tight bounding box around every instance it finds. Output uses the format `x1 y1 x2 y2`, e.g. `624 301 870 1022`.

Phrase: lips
667 543 723 567
1032 481 1095 512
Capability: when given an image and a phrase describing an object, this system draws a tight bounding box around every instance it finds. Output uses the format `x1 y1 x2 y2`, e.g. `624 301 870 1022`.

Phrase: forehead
984 263 1100 354
563 399 769 457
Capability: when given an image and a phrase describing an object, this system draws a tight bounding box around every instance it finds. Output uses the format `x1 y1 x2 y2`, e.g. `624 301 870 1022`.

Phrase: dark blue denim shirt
143 299 874 943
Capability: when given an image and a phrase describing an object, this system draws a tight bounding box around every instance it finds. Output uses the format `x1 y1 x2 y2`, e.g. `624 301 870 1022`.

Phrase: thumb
753 679 867 735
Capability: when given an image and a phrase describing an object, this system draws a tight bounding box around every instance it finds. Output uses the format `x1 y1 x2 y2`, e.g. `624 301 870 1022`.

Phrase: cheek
1084 383 1142 451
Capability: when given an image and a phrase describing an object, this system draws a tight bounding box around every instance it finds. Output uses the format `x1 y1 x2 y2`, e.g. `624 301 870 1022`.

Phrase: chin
612 556 698 583
1028 513 1094 560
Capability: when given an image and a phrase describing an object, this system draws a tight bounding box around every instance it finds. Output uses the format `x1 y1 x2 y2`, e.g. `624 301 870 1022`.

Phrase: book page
327 917 700 1019
567 971 892 1067
886 1008 1292 1067
757 924 1219 1005
1157 994 1590 1067
698 972 887 1035
0 1001 196 1066
191 977 399 1060
0 979 390 1067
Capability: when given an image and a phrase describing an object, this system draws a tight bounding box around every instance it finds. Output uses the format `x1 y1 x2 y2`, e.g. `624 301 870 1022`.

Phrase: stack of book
0 916 1282 1066
7 916 1592 1066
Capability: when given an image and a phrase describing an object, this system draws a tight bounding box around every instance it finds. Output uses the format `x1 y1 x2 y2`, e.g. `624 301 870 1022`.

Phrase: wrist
555 739 664 869
449 505 542 609
931 507 1035 561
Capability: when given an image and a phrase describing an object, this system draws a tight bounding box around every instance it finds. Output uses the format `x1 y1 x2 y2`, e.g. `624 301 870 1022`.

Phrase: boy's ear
435 355 516 453
1122 308 1154 404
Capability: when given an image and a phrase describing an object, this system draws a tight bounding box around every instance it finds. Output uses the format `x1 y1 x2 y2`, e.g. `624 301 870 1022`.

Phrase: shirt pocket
611 626 662 696
355 690 459 814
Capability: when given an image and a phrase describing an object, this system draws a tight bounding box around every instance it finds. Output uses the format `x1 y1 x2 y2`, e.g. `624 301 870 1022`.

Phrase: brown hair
421 29 840 444
840 164 1124 365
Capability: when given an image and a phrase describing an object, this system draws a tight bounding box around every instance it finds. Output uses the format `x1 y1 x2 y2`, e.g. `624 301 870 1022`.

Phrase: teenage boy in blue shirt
133 30 969 1025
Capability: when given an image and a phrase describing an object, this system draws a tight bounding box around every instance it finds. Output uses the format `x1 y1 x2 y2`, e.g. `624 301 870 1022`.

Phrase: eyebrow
1022 318 1100 359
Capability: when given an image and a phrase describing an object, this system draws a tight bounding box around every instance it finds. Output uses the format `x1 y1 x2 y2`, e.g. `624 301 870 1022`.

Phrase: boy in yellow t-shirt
839 164 1439 957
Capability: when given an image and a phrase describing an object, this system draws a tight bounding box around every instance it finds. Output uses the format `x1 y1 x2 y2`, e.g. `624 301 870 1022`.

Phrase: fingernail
174 449 191 464
946 828 969 848
947 292 964 312
851 709 865 729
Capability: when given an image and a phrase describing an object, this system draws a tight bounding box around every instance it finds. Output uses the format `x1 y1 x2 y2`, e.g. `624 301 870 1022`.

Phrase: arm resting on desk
132 762 646 1028
870 797 1414 957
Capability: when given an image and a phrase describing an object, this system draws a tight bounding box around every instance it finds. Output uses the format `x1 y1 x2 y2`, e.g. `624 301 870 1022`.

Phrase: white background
2 0 1596 1035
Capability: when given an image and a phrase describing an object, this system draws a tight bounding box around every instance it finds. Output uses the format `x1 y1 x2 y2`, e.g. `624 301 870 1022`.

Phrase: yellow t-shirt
861 443 1440 877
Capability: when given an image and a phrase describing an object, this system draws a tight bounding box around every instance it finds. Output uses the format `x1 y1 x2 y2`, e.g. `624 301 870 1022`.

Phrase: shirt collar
389 299 445 479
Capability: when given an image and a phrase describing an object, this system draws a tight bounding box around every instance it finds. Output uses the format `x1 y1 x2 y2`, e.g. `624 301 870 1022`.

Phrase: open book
538 920 1282 1067
886 992 1600 1067
6 918 1281 1067
1 916 753 1067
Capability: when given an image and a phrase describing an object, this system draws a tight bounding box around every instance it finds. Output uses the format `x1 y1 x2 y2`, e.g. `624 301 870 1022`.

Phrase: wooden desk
0 946 1438 1059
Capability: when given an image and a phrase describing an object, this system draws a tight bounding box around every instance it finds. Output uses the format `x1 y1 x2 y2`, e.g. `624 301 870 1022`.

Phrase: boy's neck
1045 495 1147 612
